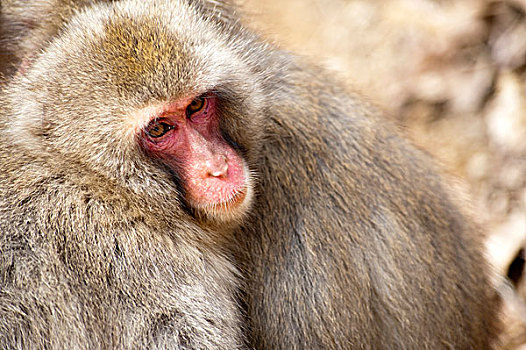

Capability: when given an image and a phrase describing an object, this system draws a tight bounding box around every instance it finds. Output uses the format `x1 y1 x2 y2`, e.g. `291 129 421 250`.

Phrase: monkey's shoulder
259 75 475 245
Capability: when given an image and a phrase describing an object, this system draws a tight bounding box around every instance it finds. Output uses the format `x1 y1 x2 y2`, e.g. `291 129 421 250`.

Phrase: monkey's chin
191 183 252 226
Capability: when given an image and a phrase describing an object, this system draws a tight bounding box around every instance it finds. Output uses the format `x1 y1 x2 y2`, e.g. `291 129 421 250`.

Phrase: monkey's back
235 60 499 349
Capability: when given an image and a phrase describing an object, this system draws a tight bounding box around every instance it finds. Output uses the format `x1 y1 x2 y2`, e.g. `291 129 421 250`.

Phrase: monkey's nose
206 155 229 178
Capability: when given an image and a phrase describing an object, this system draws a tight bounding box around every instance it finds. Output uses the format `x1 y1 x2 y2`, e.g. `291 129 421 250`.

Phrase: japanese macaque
0 0 499 349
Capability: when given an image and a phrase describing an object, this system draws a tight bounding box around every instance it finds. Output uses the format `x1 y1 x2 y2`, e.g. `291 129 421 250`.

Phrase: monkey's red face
136 95 251 222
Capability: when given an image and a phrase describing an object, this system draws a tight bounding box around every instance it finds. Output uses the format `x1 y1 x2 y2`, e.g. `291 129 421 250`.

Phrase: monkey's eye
186 97 207 117
146 120 175 138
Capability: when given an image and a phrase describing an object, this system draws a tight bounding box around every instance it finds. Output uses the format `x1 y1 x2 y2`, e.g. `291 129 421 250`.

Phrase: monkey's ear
0 0 80 77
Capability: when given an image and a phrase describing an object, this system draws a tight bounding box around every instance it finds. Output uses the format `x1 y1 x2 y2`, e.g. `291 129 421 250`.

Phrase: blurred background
238 0 526 347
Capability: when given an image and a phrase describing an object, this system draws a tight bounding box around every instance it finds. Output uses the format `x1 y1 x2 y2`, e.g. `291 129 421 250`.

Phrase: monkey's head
3 0 268 226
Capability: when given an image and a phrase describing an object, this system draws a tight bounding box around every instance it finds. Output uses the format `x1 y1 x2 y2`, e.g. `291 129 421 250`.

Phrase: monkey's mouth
206 186 248 213
188 183 249 222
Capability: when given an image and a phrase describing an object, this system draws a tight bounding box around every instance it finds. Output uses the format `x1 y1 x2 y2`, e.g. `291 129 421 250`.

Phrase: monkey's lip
189 184 248 217
195 185 247 214
209 186 247 212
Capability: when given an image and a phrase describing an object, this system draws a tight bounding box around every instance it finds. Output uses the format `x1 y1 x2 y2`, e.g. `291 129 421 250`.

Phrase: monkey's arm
0 214 89 349
0 167 245 350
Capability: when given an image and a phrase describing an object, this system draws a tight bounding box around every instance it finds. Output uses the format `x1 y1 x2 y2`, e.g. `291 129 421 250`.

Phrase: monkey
0 0 252 349
0 0 500 349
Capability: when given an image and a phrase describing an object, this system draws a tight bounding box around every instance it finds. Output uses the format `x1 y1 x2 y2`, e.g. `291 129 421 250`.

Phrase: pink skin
139 95 247 211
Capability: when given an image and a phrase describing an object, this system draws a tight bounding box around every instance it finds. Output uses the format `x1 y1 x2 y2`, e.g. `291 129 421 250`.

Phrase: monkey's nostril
206 155 229 177
210 167 227 177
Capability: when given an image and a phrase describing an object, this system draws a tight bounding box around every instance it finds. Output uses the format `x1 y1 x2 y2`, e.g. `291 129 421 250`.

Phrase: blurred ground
238 0 526 347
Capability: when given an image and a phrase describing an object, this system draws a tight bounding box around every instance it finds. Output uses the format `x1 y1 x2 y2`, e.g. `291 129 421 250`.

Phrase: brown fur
0 0 499 349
